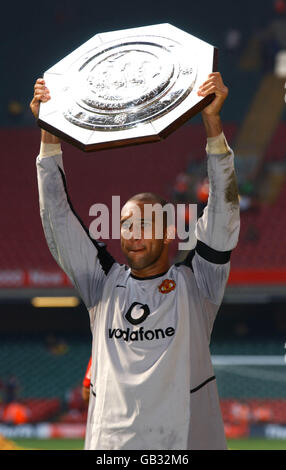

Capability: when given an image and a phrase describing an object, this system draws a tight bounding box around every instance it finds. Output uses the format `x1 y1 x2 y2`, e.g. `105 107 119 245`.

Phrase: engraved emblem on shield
38 24 218 151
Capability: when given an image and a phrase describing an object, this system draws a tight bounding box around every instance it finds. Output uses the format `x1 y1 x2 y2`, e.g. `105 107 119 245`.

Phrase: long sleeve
191 132 240 307
36 149 115 310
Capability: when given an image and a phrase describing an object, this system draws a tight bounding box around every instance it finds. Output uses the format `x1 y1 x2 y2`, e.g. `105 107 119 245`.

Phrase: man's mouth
128 248 145 253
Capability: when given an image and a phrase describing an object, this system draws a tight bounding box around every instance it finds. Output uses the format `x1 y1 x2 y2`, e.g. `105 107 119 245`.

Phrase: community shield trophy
38 23 218 152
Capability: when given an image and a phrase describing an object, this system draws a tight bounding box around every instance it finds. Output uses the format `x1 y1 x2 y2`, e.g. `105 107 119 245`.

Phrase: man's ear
164 224 176 245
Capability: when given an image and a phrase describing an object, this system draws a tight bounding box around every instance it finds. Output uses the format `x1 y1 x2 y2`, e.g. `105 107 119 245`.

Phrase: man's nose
129 223 143 240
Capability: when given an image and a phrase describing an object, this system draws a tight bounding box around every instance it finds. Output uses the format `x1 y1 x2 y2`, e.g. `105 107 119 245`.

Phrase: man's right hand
30 78 51 119
30 78 60 144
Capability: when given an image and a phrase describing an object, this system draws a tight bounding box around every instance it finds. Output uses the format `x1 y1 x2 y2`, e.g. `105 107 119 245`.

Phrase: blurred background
0 0 286 450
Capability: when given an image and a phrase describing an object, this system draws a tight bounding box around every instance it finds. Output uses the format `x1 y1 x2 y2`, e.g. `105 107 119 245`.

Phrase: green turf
12 438 286 451
13 438 85 450
227 438 286 450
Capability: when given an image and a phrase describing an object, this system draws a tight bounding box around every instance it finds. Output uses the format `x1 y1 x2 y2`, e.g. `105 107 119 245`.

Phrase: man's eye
121 222 131 230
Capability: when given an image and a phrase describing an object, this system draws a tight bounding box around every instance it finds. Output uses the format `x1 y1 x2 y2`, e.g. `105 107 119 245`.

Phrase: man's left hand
198 72 228 117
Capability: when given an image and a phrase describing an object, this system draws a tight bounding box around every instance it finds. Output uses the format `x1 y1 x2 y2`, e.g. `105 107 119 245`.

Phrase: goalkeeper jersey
36 133 240 450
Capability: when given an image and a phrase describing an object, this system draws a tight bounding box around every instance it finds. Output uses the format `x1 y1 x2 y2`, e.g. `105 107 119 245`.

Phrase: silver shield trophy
38 23 218 152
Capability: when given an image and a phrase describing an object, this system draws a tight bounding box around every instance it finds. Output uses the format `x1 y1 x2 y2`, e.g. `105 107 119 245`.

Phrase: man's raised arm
190 73 240 308
30 79 115 313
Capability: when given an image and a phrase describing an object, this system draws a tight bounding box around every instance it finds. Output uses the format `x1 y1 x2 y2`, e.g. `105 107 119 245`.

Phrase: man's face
120 199 167 272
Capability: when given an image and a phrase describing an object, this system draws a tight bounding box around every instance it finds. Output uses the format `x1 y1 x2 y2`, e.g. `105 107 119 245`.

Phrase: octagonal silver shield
38 23 218 151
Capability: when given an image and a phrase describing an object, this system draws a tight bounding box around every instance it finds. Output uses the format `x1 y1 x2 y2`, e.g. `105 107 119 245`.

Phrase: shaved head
124 192 170 234
127 192 168 207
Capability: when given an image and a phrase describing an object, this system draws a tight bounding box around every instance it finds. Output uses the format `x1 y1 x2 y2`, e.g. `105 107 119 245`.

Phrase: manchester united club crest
158 279 176 294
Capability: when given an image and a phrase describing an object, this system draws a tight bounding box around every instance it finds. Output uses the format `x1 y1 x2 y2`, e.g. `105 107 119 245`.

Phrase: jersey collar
130 270 169 281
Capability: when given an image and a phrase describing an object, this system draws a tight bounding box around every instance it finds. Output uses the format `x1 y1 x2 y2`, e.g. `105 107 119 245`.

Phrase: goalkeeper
30 72 240 450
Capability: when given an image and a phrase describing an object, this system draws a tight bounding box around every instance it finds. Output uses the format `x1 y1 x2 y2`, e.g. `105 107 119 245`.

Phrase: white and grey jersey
36 139 240 450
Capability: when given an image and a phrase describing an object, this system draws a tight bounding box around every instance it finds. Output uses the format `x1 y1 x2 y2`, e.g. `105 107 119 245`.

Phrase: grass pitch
8 438 286 451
